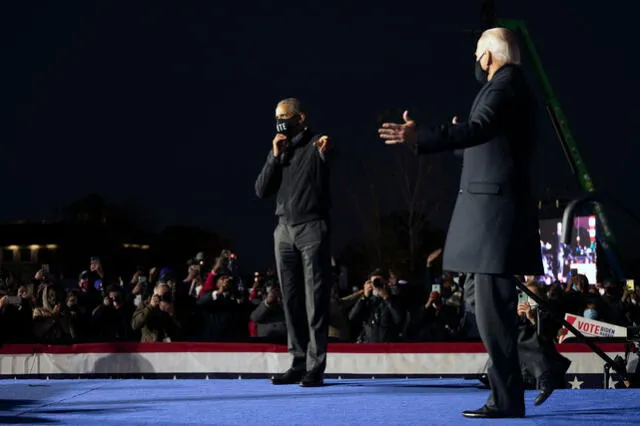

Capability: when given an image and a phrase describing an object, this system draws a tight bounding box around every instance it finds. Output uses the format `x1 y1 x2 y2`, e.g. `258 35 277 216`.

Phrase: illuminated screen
538 216 597 284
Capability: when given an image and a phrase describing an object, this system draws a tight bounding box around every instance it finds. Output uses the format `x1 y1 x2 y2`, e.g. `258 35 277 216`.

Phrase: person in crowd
562 274 591 316
0 287 33 343
600 280 627 325
88 256 106 290
64 291 88 341
247 272 268 337
348 270 405 343
250 283 287 343
32 283 73 344
131 282 180 342
92 285 132 341
74 270 102 312
410 290 460 341
329 281 361 342
196 271 249 341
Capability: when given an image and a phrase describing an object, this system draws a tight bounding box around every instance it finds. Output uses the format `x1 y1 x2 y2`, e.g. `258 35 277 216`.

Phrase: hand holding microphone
273 133 288 157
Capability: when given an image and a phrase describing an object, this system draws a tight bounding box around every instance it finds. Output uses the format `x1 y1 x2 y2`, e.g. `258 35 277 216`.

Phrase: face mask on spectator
598 288 605 296
372 290 379 298
583 308 597 319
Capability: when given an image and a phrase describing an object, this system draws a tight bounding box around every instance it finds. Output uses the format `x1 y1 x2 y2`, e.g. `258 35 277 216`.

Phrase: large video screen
538 216 597 284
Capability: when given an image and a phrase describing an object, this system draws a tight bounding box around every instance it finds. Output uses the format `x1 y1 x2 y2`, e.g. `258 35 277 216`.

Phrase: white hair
477 28 520 65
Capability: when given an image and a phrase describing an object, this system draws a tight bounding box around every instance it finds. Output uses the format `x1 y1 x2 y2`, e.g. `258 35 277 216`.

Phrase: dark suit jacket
416 64 542 275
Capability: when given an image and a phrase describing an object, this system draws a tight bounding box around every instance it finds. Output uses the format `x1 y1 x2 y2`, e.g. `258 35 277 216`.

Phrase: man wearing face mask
583 302 599 319
378 28 542 418
255 98 333 387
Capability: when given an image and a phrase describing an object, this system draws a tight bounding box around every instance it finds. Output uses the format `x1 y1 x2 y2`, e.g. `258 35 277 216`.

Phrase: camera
372 278 384 289
221 250 236 262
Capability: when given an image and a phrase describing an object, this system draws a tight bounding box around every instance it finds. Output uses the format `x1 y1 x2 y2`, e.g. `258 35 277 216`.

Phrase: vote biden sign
558 314 627 343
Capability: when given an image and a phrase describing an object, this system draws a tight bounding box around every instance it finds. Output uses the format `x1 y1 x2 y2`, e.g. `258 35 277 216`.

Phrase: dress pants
274 219 332 374
464 273 525 414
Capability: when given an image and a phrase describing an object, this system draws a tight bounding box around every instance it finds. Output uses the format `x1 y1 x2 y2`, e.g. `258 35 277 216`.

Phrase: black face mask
474 59 488 84
276 115 300 136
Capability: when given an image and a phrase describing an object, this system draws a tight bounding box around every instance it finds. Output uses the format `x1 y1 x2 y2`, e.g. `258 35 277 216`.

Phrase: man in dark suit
378 28 543 418
255 98 333 387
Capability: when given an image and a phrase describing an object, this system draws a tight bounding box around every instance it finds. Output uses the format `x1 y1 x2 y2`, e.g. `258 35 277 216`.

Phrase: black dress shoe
299 372 324 387
462 406 524 419
478 374 490 389
535 366 566 406
271 369 305 385
534 389 553 406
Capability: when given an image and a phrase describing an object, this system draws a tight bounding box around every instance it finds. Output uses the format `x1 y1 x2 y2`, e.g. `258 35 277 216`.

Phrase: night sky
3 1 639 271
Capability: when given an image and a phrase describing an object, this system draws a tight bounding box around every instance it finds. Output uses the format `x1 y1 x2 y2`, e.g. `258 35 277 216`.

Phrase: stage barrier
0 342 626 386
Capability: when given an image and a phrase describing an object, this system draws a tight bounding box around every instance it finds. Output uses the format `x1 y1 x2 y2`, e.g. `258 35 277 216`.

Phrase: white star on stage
609 377 619 389
568 376 584 389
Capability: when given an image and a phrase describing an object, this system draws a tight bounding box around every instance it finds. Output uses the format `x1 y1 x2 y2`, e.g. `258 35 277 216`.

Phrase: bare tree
390 147 440 272
343 153 383 264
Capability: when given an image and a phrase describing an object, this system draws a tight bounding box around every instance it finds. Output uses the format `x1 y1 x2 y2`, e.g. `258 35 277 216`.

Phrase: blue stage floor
0 378 638 425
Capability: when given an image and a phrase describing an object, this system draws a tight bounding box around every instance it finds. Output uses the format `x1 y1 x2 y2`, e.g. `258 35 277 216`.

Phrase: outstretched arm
378 86 511 154
416 88 508 154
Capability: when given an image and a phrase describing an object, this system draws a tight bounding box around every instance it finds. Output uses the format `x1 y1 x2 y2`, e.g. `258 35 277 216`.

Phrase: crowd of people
0 248 637 346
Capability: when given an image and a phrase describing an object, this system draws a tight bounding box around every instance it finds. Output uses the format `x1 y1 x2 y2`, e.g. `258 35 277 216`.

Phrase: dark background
2 0 639 272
